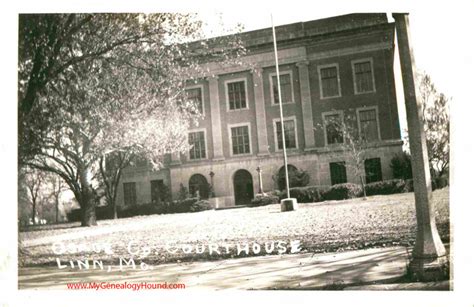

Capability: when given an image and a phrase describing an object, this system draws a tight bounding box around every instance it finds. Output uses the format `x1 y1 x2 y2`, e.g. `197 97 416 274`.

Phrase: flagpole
271 14 291 201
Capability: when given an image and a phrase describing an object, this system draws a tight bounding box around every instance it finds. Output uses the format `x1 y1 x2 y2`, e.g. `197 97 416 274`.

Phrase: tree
20 167 47 225
19 14 245 226
48 173 67 223
273 166 310 191
316 112 371 198
390 152 413 180
416 72 450 180
98 151 133 219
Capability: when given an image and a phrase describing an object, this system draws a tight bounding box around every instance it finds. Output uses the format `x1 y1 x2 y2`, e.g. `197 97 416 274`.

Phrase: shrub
279 186 327 203
322 183 362 201
266 190 282 199
365 179 407 196
433 176 449 190
404 179 414 192
274 167 310 190
177 183 190 200
67 206 113 221
250 194 280 207
66 208 81 222
117 205 139 218
172 197 199 213
117 197 211 218
390 152 413 180
190 200 212 212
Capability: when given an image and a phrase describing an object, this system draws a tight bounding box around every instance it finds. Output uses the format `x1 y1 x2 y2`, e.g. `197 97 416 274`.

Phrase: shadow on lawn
19 223 82 233
18 245 452 290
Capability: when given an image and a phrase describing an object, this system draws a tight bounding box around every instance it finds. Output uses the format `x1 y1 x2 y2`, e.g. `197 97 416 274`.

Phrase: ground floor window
150 180 166 203
364 158 382 183
330 162 347 185
123 182 137 206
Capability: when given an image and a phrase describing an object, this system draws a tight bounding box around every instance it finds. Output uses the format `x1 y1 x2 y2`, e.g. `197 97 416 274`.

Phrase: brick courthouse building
118 13 403 208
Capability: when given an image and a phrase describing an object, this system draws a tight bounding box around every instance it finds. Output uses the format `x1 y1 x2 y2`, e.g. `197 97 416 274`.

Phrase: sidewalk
18 246 451 290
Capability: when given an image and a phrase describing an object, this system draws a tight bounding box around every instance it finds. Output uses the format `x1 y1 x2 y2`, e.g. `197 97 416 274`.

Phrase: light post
256 166 263 194
209 171 215 198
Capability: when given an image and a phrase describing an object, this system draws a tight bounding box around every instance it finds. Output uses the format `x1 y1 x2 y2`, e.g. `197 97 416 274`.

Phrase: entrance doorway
233 169 254 205
189 174 209 199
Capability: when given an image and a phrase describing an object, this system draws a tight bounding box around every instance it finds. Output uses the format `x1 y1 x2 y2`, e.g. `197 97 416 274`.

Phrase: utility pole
393 13 447 281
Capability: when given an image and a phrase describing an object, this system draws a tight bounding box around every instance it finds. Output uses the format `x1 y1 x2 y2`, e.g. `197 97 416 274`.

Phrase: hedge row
250 194 279 207
253 178 419 205
66 205 114 222
365 179 408 196
279 186 326 203
322 183 362 200
67 198 212 221
118 198 212 218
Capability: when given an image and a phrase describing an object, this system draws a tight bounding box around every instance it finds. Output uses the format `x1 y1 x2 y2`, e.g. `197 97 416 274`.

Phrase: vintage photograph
16 10 453 293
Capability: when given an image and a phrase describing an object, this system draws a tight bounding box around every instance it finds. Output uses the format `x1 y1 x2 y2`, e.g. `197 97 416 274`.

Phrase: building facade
117 13 403 208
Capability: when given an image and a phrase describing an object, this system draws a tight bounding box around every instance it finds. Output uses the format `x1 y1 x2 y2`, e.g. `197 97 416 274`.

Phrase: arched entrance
277 164 298 190
233 169 254 205
189 174 209 199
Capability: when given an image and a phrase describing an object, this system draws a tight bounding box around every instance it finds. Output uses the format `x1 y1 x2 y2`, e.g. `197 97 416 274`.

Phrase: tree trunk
80 186 97 226
78 166 97 227
55 195 59 223
113 202 118 220
32 200 36 225
359 176 367 199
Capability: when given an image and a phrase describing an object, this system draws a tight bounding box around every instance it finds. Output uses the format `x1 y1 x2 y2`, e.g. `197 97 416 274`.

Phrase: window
123 182 136 206
353 60 375 94
150 180 165 203
227 80 247 110
365 158 382 183
271 72 293 104
330 162 347 185
186 87 204 114
324 113 344 145
358 108 379 142
231 125 250 155
319 65 340 98
189 131 206 160
275 118 297 150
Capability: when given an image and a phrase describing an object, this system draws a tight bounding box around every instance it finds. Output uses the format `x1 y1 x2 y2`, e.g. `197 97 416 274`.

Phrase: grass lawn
19 188 450 266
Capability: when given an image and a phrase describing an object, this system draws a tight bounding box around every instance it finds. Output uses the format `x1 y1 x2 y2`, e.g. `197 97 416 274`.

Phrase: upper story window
226 79 247 110
274 117 297 150
230 125 250 155
352 59 375 94
270 72 294 104
318 64 341 99
123 182 137 206
186 86 204 114
188 130 206 160
357 107 380 142
323 112 344 145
